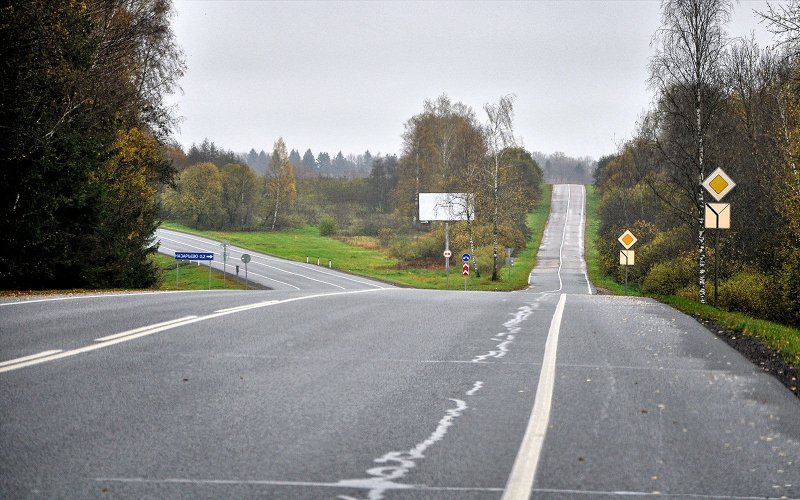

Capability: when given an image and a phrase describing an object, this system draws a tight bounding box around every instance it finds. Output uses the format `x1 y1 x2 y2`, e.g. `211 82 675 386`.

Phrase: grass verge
584 185 799 371
160 184 552 292
153 252 248 290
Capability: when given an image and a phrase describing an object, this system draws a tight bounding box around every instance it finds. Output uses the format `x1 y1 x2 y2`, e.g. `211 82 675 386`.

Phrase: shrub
319 215 337 236
717 270 770 317
641 255 694 295
377 228 394 248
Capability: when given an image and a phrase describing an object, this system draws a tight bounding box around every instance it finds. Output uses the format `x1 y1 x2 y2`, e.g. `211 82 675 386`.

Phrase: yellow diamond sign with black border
618 230 637 250
702 168 736 201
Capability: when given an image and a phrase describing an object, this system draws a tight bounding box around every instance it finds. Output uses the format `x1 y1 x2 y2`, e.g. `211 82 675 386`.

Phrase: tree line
167 137 379 179
162 94 543 281
594 0 800 327
1 0 184 290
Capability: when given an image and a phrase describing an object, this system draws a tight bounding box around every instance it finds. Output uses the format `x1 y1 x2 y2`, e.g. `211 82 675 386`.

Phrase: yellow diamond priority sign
618 230 637 249
702 168 736 201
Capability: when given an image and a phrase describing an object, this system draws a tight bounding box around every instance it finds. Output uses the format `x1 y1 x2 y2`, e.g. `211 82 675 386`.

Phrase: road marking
502 293 566 500
534 185 571 293
0 350 63 368
336 381 480 500
214 301 280 314
94 477 504 493
466 381 484 396
472 303 536 362
0 290 242 308
94 316 198 342
0 289 385 374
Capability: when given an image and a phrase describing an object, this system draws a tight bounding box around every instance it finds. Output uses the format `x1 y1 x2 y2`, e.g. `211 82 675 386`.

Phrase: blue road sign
462 253 471 263
175 252 213 261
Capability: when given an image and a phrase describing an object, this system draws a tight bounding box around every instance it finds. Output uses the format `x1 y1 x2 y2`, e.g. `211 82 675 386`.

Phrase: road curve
155 228 390 291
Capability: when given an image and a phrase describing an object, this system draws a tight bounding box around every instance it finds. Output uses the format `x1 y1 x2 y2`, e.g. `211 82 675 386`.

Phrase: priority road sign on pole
618 230 637 292
702 168 736 305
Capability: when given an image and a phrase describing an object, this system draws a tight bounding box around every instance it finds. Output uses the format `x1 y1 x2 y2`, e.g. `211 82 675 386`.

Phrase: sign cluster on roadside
614 167 736 301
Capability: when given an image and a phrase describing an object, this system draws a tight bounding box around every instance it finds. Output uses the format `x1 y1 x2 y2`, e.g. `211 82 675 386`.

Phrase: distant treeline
167 138 379 179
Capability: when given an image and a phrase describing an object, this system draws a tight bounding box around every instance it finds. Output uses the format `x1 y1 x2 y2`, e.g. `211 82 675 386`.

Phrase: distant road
1 184 798 499
156 228 389 291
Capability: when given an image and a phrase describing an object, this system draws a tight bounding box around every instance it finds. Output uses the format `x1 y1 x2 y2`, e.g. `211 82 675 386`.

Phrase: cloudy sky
167 0 777 160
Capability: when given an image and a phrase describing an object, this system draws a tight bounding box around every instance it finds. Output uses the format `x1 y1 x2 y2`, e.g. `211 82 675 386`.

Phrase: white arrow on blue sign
462 253 471 263
175 252 214 261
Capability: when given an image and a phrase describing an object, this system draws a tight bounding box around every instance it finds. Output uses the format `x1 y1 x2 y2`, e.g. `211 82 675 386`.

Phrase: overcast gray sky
167 0 777 160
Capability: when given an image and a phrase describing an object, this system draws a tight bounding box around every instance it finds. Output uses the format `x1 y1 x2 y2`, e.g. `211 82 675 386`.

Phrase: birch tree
484 94 517 281
649 0 732 303
265 138 297 230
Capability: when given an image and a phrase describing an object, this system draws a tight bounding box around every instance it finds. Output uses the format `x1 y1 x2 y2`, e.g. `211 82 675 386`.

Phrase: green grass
153 252 248 290
583 185 800 366
161 185 552 292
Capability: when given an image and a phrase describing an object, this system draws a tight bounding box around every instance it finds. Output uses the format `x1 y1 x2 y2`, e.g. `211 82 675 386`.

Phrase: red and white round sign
443 250 452 258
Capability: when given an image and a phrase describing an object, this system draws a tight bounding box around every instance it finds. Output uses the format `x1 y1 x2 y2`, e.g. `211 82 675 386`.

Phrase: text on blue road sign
175 252 214 261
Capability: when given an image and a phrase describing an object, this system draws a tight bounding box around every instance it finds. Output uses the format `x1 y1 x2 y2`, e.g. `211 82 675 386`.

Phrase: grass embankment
161 184 552 292
153 252 248 290
584 185 800 367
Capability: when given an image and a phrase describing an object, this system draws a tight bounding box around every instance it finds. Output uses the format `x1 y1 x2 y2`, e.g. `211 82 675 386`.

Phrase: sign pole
208 261 212 290
624 253 629 292
176 261 179 289
715 225 720 305
245 262 248 290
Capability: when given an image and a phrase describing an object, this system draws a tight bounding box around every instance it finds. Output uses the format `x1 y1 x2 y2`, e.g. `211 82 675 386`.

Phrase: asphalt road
1 184 798 499
155 228 389 291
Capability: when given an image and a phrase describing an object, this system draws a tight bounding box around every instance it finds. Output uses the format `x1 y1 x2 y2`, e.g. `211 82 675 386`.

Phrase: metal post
208 262 211 290
221 242 229 289
624 253 629 293
245 262 248 290
714 227 720 305
176 261 179 289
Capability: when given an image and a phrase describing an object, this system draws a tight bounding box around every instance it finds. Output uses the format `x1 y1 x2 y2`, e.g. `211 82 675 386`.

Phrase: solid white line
502 293 566 500
0 290 243 308
0 288 385 374
214 301 279 314
94 316 198 342
0 350 63 368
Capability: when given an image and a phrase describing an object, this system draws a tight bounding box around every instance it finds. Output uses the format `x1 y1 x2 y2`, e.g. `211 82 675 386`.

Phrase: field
161 185 553 292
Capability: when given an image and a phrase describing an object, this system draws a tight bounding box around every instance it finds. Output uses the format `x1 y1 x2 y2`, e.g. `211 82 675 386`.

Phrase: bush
377 228 394 248
717 270 771 317
319 215 337 236
641 255 694 295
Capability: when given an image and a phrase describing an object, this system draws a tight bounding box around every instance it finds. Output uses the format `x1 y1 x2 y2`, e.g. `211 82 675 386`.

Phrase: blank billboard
418 193 474 221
